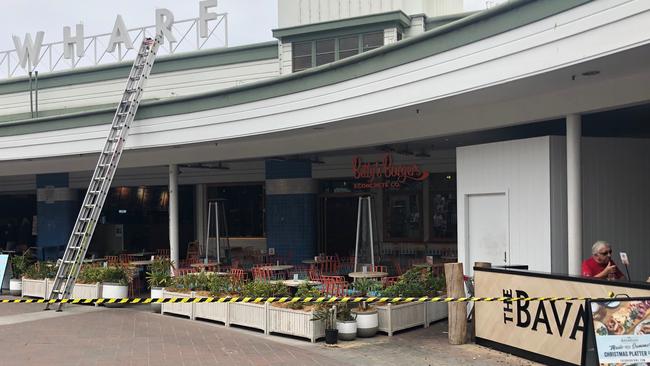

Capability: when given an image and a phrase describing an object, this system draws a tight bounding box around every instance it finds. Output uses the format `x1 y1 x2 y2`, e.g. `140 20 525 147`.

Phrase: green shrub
23 261 59 280
295 283 323 298
77 266 103 284
381 267 446 297
146 258 174 288
239 280 290 298
353 278 382 296
10 251 32 279
100 266 131 286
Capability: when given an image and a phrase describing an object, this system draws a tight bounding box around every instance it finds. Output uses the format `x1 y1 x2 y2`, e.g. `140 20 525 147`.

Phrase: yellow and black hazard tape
0 295 615 305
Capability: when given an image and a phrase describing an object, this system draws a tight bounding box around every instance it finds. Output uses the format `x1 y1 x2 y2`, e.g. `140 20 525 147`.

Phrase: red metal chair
381 276 400 288
174 268 197 276
371 265 387 273
230 268 246 285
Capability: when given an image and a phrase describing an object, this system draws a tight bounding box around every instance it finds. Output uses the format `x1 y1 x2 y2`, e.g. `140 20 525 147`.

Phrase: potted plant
377 267 448 335
312 304 338 345
336 302 357 341
23 261 58 298
9 251 31 296
145 258 174 313
193 273 232 324
267 283 325 342
351 278 381 337
229 280 290 333
99 266 131 307
161 273 199 319
74 265 103 299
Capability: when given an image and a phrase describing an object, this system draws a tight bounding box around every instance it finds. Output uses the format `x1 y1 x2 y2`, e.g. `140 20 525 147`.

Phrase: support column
169 165 179 270
265 159 317 264
195 184 206 255
36 173 77 260
567 114 582 275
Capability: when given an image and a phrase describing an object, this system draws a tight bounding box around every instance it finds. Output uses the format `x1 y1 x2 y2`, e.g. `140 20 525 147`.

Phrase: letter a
12 31 45 69
106 15 134 53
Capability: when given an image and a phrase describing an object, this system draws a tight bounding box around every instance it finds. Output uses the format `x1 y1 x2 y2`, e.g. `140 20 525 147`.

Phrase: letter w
12 32 45 69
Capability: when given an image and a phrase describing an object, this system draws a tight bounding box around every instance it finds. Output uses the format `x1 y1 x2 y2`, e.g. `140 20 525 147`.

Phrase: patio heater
353 194 379 272
205 199 231 265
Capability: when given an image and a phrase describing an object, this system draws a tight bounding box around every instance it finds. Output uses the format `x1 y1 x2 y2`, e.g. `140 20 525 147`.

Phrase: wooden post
445 262 466 345
471 262 491 340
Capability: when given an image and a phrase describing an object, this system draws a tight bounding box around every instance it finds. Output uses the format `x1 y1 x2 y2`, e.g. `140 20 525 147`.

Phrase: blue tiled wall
266 194 316 263
265 160 316 264
36 173 77 260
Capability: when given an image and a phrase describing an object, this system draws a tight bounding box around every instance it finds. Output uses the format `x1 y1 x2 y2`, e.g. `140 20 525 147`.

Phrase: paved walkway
0 297 540 366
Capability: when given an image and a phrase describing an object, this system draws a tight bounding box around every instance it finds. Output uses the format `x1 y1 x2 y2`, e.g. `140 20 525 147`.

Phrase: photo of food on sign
591 300 650 336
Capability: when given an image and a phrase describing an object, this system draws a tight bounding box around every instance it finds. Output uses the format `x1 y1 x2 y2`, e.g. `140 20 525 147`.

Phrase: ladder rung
84 204 96 208
89 190 101 195
93 176 107 181
73 232 86 236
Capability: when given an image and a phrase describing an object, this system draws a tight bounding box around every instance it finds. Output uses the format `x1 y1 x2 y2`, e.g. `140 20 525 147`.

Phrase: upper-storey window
292 31 384 72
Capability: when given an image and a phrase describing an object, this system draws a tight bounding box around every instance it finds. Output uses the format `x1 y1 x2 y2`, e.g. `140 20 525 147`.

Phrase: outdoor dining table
281 279 320 287
348 271 388 279
190 262 221 269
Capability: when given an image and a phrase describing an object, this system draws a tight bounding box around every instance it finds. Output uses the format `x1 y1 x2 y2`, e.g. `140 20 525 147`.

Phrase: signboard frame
474 267 650 366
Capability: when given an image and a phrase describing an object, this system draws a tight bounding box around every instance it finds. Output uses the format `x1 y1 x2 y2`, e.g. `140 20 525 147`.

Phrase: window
207 185 265 237
429 173 457 241
339 36 359 60
292 31 384 72
362 32 383 52
315 39 335 66
292 41 312 72
383 181 423 241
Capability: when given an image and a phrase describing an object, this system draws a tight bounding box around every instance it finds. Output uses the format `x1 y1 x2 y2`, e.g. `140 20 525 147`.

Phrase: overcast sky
0 0 503 51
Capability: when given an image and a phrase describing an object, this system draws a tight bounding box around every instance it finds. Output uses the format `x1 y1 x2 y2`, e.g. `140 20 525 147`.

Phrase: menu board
590 298 650 365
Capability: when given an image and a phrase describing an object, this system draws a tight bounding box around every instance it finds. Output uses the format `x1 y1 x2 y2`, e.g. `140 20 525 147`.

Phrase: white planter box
9 278 22 296
71 283 102 299
21 278 48 298
229 302 267 333
377 302 426 336
268 306 324 343
161 290 194 319
426 301 448 325
194 300 230 325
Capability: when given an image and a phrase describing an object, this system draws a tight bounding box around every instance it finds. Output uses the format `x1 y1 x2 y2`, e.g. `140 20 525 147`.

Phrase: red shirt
581 257 624 279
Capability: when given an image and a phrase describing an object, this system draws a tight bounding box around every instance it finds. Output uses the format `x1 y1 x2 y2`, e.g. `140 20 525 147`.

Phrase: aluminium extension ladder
45 34 163 311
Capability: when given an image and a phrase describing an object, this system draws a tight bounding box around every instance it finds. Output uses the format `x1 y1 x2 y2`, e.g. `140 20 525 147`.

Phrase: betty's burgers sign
352 154 429 189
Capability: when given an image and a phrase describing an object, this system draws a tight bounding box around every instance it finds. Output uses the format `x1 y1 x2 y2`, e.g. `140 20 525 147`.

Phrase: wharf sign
352 154 429 190
10 0 219 70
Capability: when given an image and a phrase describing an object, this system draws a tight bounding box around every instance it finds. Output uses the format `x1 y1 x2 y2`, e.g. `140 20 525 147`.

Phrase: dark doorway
320 195 358 257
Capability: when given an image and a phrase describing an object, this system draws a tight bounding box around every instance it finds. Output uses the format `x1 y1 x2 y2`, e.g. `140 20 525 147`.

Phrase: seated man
582 241 624 280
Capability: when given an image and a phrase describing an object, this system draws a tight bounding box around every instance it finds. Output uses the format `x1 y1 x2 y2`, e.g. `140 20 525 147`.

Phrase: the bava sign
352 154 429 189
10 0 219 69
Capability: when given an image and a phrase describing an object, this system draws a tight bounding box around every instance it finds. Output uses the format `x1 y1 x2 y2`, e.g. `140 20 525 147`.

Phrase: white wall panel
457 137 553 273
0 59 280 117
279 0 460 27
582 137 650 282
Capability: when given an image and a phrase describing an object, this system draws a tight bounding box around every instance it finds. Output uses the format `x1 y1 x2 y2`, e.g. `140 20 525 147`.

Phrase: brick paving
0 299 541 366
